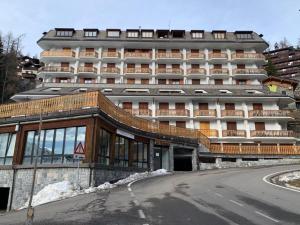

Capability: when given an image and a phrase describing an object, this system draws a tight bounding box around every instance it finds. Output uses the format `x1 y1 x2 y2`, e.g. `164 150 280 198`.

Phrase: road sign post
73 142 85 190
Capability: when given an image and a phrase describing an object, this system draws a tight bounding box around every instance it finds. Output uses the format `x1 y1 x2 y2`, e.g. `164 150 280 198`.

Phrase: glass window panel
76 127 86 146
0 133 9 157
138 142 143 162
53 129 64 164
42 130 54 164
64 127 76 163
5 134 16 165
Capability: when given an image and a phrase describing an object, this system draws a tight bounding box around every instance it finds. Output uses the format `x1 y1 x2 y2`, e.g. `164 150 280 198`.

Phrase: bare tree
278 37 291 48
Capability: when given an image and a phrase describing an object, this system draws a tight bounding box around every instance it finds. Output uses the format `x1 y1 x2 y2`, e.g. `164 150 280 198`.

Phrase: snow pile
278 171 300 183
21 169 169 209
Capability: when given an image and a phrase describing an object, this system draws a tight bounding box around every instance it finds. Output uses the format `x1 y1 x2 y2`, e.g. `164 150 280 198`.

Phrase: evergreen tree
265 60 278 76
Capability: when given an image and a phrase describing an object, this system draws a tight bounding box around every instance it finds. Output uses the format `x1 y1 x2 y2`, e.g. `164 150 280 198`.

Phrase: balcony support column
221 142 224 153
258 143 261 154
277 143 280 153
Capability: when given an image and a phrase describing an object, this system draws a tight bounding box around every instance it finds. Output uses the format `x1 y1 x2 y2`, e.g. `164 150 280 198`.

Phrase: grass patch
287 179 300 188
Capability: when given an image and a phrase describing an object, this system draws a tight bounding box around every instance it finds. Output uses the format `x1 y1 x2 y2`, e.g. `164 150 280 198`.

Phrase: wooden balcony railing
156 68 183 74
124 68 152 74
194 109 216 117
39 66 75 73
208 52 227 59
79 51 99 58
102 51 120 58
124 109 152 116
233 69 266 75
221 110 244 117
248 110 291 117
187 52 205 59
210 144 300 155
222 130 246 137
78 67 98 74
187 68 206 75
100 67 120 74
156 109 190 117
41 50 76 58
210 68 229 75
232 53 265 60
0 91 210 148
250 130 294 137
200 129 218 137
124 52 152 59
156 52 182 59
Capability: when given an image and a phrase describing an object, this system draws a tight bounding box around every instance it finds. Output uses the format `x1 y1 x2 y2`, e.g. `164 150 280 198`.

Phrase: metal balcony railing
39 66 75 73
187 68 206 75
156 68 183 74
222 130 246 137
124 109 152 116
124 52 152 59
248 110 291 117
156 109 190 116
208 52 227 59
156 52 182 59
78 67 98 73
232 53 265 60
210 68 229 75
41 50 76 58
193 109 216 117
124 68 151 74
233 69 266 75
102 51 120 58
187 52 205 59
79 51 99 58
100 67 120 73
221 110 244 117
250 130 294 137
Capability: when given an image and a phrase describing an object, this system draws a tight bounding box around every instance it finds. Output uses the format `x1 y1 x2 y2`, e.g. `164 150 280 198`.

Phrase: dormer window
107 29 121 38
195 90 207 94
55 28 74 37
102 89 112 93
127 30 139 38
84 29 98 37
191 30 204 39
235 31 253 40
157 30 169 39
141 30 154 38
171 30 185 38
212 30 226 39
219 90 232 94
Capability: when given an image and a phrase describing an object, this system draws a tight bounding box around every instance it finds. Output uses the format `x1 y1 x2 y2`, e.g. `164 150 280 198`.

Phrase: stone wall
0 169 14 211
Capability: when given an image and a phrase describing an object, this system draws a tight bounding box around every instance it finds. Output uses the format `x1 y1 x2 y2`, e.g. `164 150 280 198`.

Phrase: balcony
124 52 152 62
124 67 152 75
40 50 76 61
233 68 267 79
102 51 120 61
187 52 205 61
100 67 120 76
231 53 265 64
124 109 152 117
187 68 206 77
156 52 182 62
221 110 244 118
39 66 74 74
250 130 294 137
77 67 98 74
208 52 228 62
210 68 229 78
223 130 246 137
156 68 183 77
194 109 217 117
79 51 99 59
156 109 190 117
248 110 292 118
199 129 219 137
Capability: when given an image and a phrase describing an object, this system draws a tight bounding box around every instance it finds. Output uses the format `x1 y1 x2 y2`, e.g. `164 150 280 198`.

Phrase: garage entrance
0 187 9 211
173 147 193 171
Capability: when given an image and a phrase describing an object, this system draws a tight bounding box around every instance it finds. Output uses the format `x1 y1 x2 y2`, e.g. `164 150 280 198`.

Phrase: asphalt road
1 164 300 225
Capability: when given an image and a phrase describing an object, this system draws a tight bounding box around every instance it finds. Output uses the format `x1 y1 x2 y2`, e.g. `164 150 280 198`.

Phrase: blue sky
1 0 299 56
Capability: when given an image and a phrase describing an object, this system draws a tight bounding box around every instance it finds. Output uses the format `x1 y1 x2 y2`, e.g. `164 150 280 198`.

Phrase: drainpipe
89 115 96 187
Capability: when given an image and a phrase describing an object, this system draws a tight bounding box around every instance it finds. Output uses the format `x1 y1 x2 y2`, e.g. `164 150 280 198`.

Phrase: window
159 90 185 94
235 33 253 40
44 88 61 92
132 141 148 168
124 89 149 93
219 90 232 94
127 31 139 38
142 31 153 38
114 135 129 167
191 32 203 39
213 32 226 39
195 90 207 94
23 126 86 165
56 30 74 37
0 133 16 165
84 30 98 37
98 128 111 165
107 30 120 38
102 88 112 93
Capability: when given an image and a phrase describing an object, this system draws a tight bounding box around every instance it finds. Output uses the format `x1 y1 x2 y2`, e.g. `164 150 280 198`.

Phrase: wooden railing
187 52 205 59
78 67 98 73
200 129 218 137
221 110 244 117
208 53 227 59
187 68 206 75
39 66 75 73
156 109 190 117
248 110 291 117
100 67 120 73
79 51 98 58
156 52 182 59
223 130 246 137
233 69 266 75
232 53 265 60
124 109 152 116
41 50 76 58
124 52 152 59
210 68 229 75
124 68 152 74
102 51 120 58
156 68 183 74
194 109 216 117
250 130 294 137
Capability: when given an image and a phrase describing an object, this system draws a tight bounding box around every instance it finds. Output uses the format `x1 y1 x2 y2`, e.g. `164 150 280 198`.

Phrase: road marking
138 209 146 219
133 199 140 206
215 192 224 198
255 211 279 223
130 192 135 197
262 169 300 193
229 199 244 207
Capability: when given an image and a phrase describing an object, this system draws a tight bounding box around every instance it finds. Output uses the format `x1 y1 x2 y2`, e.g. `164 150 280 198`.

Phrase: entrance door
253 103 263 110
227 122 237 130
123 102 132 110
255 122 265 131
159 102 169 109
225 103 235 110
0 187 9 210
237 64 245 69
176 121 186 128
199 103 208 110
153 147 162 170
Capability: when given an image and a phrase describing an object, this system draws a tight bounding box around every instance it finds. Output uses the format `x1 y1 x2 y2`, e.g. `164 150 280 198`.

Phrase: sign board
73 142 85 160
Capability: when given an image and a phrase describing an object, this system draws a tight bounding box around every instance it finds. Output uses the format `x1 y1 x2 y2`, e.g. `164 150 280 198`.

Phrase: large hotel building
1 28 300 210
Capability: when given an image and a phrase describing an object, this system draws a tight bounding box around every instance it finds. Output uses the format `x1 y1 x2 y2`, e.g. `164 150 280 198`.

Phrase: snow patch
278 171 300 183
21 169 169 209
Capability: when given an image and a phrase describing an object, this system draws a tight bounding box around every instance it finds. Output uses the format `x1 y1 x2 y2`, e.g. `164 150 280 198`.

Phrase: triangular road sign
74 142 85 155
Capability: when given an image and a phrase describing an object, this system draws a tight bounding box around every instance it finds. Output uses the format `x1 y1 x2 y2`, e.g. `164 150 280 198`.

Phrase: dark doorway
173 148 193 171
0 188 9 210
